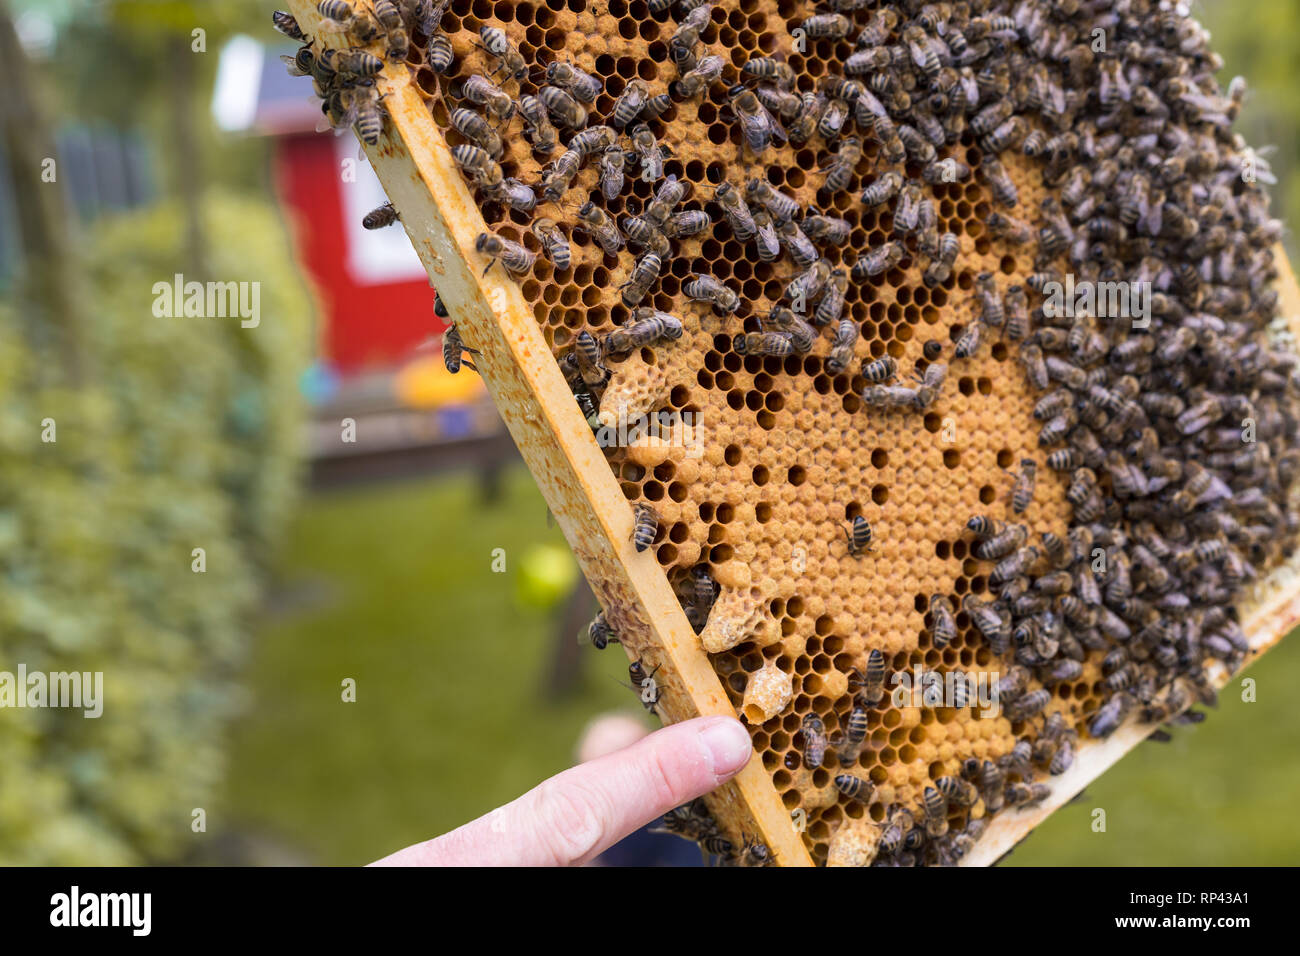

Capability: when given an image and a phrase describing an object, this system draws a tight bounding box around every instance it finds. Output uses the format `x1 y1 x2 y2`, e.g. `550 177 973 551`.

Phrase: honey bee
755 85 803 122
787 91 827 145
855 7 898 47
861 384 922 411
271 10 306 41
800 714 827 768
923 157 972 185
1010 459 1037 514
742 56 796 90
644 175 690 228
632 503 659 553
953 322 982 360
1004 782 1050 809
785 259 831 306
814 268 849 327
732 332 793 357
333 81 387 145
630 123 667 181
826 318 860 375
800 212 851 245
426 33 454 74
846 45 894 79
362 202 399 230
473 27 527 83
880 808 913 855
545 60 601 103
986 211 1035 246
587 611 618 650
317 1 380 41
836 704 869 765
461 75 516 123
861 356 897 383
851 240 905 280
816 98 849 140
776 217 819 267
923 340 944 362
980 116 1025 153
684 275 739 314
673 55 724 99
936 776 977 808
745 180 799 225
537 148 582 202
575 201 623 255
858 648 887 706
372 1 407 61
530 218 571 272
621 215 670 258
844 515 874 556
539 85 587 130
762 306 817 353
800 13 851 39
442 323 479 374
981 154 1019 208
571 330 607 388
922 233 960 287
605 306 682 353
1016 343 1049 391
451 143 501 185
514 94 557 155
450 108 503 160
319 46 384 79
568 124 616 158
597 144 625 201
714 182 757 240
930 594 956 649
475 232 535 277
834 773 874 805
610 79 649 128
1088 692 1133 738
750 209 781 261
921 786 948 837
962 594 1009 653
728 84 784 155
820 137 862 195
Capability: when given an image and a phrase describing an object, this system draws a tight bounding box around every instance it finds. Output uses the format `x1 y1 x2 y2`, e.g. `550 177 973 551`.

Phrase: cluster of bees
277 0 1300 866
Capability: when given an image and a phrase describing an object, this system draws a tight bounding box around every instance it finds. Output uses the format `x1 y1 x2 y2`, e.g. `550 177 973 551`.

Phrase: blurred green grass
224 465 1300 865
221 466 640 866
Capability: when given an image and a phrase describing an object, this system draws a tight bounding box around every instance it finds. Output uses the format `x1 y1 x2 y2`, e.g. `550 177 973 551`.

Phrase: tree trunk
0 0 87 382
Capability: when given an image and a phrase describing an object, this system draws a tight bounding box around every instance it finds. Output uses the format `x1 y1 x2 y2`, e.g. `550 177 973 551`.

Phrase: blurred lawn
222 465 639 865
224 465 1300 866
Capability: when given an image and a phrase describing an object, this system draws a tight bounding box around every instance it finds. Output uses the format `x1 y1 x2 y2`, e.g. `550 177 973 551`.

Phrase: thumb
371 716 752 866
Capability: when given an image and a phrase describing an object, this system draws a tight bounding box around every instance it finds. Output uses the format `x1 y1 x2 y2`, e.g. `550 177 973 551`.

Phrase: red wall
272 134 442 374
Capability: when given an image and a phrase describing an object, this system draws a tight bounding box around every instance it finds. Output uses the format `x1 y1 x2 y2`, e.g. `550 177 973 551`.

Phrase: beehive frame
283 0 1300 866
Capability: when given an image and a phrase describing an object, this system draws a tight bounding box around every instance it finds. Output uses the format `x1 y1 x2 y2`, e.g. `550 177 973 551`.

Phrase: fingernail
697 718 752 778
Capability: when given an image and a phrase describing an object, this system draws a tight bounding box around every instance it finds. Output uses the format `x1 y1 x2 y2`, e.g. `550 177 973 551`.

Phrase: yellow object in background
394 354 485 409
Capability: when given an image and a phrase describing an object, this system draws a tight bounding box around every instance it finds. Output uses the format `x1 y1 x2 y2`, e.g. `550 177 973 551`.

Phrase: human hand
370 716 752 866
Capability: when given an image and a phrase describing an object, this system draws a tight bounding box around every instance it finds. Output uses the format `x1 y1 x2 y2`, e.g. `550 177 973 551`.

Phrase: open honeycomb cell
284 0 1300 865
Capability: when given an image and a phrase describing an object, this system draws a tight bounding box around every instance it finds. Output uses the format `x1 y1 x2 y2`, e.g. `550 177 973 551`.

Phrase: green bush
0 192 311 863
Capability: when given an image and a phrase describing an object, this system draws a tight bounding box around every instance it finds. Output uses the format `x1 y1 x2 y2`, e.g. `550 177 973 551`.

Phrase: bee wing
281 53 309 77
762 102 789 144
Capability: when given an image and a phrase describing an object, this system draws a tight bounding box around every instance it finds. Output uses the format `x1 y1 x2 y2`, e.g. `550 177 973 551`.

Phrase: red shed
215 35 439 375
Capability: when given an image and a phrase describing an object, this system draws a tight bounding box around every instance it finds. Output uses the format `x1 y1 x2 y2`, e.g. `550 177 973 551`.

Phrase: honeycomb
281 0 1300 865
